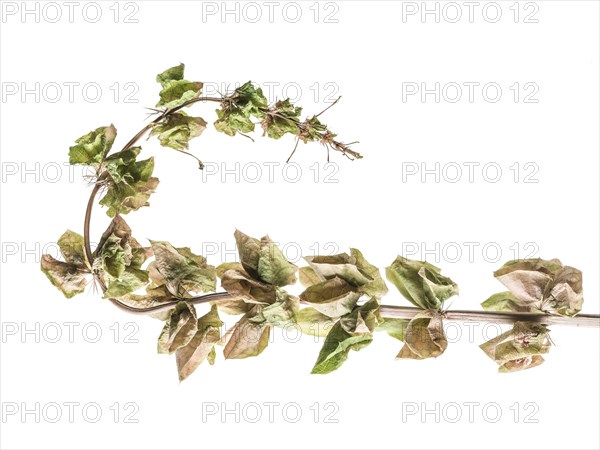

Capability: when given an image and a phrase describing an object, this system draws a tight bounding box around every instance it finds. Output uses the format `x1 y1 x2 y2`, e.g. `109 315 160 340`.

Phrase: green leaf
296 307 337 337
150 111 207 151
156 63 203 109
40 255 89 298
376 318 409 341
481 292 539 313
386 256 458 310
493 259 583 317
207 347 217 365
232 230 297 287
233 81 268 117
176 305 223 381
300 276 362 318
103 148 150 183
99 234 126 279
396 311 447 360
98 148 159 217
480 321 551 373
311 322 371 374
258 236 298 287
311 300 380 374
214 82 267 136
149 241 216 297
69 124 116 166
157 302 198 354
156 64 185 85
222 306 271 359
57 230 86 266
261 99 301 139
214 107 255 136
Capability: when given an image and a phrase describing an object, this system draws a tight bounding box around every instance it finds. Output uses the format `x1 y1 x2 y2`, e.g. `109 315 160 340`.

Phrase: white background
1 1 599 449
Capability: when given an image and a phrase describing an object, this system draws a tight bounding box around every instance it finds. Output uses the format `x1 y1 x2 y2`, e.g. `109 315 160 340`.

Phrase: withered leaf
219 267 277 304
300 276 362 318
41 230 91 298
176 305 223 381
311 299 381 374
150 111 207 151
94 218 150 298
57 230 87 266
233 230 297 287
302 250 387 300
304 254 371 286
261 99 301 139
376 318 409 342
156 63 203 109
295 307 337 337
157 302 198 354
481 291 540 313
214 82 267 136
386 256 458 310
40 255 89 299
299 266 324 288
493 258 583 317
480 321 551 373
98 147 159 217
149 241 216 297
258 236 298 287
69 124 116 166
396 311 447 360
212 298 252 315
222 306 271 359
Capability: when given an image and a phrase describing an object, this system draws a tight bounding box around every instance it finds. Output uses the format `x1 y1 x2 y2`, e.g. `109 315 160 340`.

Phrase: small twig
238 132 255 142
286 137 301 163
176 149 205 169
315 96 341 118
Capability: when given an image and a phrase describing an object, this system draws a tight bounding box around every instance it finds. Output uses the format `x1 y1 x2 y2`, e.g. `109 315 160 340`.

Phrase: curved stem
108 292 233 315
83 96 226 299
122 96 225 151
83 175 106 265
83 96 226 264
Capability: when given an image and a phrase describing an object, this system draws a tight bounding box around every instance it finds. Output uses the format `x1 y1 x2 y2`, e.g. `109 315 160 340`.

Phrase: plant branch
103 289 600 327
80 94 600 330
380 305 600 328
